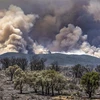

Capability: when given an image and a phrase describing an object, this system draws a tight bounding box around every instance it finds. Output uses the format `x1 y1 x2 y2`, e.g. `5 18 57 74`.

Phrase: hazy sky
0 0 100 57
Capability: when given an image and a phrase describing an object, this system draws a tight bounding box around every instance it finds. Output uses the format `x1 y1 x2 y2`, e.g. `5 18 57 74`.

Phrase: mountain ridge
0 52 100 66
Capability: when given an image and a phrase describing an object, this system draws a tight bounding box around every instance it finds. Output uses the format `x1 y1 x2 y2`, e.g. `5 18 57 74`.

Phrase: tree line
6 65 66 96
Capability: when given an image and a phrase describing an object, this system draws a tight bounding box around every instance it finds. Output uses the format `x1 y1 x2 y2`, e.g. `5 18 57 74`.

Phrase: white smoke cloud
52 50 85 55
81 42 100 58
33 43 49 54
0 5 48 54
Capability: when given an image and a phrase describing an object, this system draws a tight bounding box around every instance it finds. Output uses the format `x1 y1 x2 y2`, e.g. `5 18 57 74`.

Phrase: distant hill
0 52 100 66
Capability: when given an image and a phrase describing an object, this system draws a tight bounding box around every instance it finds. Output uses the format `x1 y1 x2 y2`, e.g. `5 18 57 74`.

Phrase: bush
5 65 19 81
14 68 26 94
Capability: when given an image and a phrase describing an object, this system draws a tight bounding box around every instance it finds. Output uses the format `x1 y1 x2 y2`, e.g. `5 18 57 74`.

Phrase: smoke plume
81 42 100 58
48 24 86 51
0 5 48 54
48 24 100 58
0 0 100 58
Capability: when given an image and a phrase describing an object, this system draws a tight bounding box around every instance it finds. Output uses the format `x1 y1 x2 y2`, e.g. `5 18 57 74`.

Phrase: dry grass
52 96 74 100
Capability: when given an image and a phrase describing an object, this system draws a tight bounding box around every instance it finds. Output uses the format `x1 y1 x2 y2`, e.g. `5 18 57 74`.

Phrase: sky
0 0 100 58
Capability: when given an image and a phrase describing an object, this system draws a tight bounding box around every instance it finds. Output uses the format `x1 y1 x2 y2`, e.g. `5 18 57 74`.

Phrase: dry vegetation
0 57 100 100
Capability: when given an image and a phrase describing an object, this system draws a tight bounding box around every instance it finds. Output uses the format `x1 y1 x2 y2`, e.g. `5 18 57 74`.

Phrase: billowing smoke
48 24 86 51
33 43 49 54
81 42 100 58
87 0 100 21
0 0 100 58
32 0 89 44
48 24 100 58
0 5 48 54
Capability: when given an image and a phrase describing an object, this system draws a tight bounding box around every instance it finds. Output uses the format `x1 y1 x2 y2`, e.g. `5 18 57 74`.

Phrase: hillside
0 52 100 66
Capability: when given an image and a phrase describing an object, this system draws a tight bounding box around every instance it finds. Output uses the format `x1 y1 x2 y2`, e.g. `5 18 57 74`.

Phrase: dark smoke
0 0 100 57
0 0 90 45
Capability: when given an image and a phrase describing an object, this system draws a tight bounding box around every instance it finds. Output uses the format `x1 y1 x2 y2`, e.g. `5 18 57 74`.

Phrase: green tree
55 74 66 95
11 58 28 70
50 61 60 71
0 57 28 70
37 71 47 95
26 70 67 96
72 64 88 78
5 65 19 81
41 70 66 96
81 72 100 98
26 71 40 93
46 70 57 96
14 68 26 94
40 70 52 95
95 65 100 73
0 58 10 69
30 56 46 71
